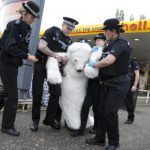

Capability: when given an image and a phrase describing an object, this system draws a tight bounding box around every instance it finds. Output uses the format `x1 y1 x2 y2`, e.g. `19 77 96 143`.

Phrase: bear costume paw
46 57 62 84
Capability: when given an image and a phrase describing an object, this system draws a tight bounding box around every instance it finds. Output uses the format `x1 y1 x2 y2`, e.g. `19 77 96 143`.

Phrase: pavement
0 106 150 150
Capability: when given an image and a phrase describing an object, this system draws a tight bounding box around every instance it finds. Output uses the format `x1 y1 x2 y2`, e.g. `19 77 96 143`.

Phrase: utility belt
35 51 48 64
99 74 128 89
0 56 22 66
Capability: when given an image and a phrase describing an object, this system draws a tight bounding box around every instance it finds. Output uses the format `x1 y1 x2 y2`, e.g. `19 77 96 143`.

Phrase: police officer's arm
131 60 140 92
94 54 116 68
38 39 57 57
130 70 140 92
4 21 37 62
38 28 60 59
4 22 29 59
94 40 126 68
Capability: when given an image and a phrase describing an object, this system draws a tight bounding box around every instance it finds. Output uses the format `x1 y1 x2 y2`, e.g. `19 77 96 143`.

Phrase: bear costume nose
77 69 82 73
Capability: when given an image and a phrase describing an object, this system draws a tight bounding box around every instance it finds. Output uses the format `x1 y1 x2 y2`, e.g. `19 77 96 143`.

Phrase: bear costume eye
74 59 77 62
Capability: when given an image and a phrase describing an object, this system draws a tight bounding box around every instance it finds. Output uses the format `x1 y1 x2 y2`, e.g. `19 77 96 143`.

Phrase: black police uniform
95 36 131 146
124 58 139 122
79 34 106 134
0 19 31 129
32 26 72 125
78 78 100 133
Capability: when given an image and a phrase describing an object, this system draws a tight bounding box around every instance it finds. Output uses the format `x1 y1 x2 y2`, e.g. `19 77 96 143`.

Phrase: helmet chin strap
107 34 114 41
110 34 120 41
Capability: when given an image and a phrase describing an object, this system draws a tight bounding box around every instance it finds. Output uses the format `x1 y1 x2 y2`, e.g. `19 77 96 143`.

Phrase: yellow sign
122 20 150 33
39 20 150 37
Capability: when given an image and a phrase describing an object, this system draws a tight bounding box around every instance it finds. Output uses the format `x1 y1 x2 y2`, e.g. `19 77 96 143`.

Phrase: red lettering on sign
123 24 128 31
130 24 137 30
143 21 147 30
138 21 142 30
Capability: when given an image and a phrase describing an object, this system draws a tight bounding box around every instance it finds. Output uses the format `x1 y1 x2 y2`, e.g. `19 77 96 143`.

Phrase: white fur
59 42 94 130
46 53 68 84
84 47 103 79
46 57 62 84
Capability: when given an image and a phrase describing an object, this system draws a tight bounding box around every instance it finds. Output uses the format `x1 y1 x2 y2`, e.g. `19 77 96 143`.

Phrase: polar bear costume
84 46 103 79
46 53 67 84
59 42 94 130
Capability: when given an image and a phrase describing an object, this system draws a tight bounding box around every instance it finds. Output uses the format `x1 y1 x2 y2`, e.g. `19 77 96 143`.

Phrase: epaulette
52 26 61 32
15 19 21 25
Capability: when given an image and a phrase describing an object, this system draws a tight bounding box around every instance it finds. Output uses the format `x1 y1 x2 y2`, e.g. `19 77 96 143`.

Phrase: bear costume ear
67 42 79 54
68 42 92 54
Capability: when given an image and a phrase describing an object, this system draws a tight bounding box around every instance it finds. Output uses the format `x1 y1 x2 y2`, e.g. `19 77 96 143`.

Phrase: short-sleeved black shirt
128 58 139 82
41 26 72 53
99 36 132 78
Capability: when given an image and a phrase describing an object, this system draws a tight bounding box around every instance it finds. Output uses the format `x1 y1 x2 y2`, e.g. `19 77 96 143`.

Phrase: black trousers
32 61 61 123
96 75 129 146
124 83 138 121
0 85 5 110
0 61 18 129
79 78 100 132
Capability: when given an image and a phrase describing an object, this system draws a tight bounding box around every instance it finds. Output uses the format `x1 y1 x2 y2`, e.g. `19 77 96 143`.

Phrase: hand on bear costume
46 53 68 84
84 46 102 79
55 54 63 63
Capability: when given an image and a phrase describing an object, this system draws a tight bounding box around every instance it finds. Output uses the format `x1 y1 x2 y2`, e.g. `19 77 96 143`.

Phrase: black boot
124 119 133 124
105 144 120 150
89 127 97 134
1 128 20 136
70 130 84 137
43 119 61 130
85 136 105 146
30 121 39 132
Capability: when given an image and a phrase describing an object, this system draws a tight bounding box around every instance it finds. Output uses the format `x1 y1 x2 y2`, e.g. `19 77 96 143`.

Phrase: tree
129 14 134 21
115 9 120 20
115 9 125 21
140 14 146 20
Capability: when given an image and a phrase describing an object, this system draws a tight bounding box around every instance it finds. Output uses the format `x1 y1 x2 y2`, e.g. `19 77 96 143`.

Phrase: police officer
124 57 140 124
71 33 106 137
85 18 131 150
30 17 79 132
0 1 40 136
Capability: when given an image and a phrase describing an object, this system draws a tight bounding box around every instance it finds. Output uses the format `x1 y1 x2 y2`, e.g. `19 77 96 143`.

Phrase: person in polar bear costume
70 34 106 137
54 42 94 132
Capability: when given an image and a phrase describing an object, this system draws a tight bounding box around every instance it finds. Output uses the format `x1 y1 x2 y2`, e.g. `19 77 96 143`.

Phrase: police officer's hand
55 55 63 63
131 85 137 92
27 55 38 63
62 56 68 65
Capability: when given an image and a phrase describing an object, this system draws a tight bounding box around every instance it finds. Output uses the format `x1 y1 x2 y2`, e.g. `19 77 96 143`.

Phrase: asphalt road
0 106 150 150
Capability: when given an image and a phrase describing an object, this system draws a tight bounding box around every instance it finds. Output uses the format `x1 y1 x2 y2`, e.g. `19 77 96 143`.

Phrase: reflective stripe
63 20 76 28
24 3 38 17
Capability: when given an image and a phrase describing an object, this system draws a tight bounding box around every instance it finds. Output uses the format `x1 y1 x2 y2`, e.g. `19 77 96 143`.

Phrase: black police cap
94 33 106 41
63 17 79 29
22 1 40 18
101 18 125 33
